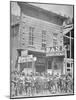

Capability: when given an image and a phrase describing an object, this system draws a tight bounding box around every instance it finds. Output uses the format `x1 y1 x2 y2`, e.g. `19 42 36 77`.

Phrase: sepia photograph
10 1 74 98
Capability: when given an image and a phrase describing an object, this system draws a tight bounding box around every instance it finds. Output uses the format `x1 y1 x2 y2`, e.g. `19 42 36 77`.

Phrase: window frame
29 27 34 45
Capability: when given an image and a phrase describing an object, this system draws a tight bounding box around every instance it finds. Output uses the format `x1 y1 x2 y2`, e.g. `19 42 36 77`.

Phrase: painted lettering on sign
21 50 28 56
18 56 37 63
46 46 63 53
46 46 65 56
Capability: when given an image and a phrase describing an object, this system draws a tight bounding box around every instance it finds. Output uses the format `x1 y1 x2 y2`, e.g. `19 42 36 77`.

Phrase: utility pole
70 31 71 73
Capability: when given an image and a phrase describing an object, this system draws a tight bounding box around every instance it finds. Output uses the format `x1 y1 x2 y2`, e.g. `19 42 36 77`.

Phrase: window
29 27 34 45
53 33 58 46
20 62 32 72
67 51 70 58
42 30 46 42
42 30 46 49
53 39 57 46
48 61 52 69
53 33 58 39
67 69 70 71
37 57 45 64
67 63 70 67
42 43 46 49
54 62 58 70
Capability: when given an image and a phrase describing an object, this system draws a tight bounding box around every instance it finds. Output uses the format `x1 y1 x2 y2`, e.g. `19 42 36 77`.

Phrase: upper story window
42 43 46 49
53 33 58 39
53 33 58 46
29 27 34 45
42 30 46 42
41 30 46 50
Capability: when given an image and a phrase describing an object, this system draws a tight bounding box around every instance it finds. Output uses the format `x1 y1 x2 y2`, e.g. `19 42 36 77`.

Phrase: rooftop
18 2 67 25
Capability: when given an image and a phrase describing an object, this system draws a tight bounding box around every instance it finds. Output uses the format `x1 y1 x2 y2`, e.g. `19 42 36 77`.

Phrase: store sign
46 52 65 56
28 55 33 58
18 55 37 63
46 46 65 56
21 50 28 56
18 57 27 63
46 46 63 53
64 58 73 63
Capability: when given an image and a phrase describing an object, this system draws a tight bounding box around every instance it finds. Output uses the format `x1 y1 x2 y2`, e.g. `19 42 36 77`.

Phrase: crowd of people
11 71 73 97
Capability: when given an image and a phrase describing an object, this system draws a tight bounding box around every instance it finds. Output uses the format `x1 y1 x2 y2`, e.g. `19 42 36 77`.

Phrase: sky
11 2 73 18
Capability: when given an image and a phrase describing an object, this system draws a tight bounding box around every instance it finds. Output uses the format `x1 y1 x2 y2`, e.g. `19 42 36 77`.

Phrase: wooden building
11 2 68 75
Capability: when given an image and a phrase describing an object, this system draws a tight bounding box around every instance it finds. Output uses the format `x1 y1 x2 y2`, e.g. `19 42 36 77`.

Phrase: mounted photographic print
10 1 74 98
